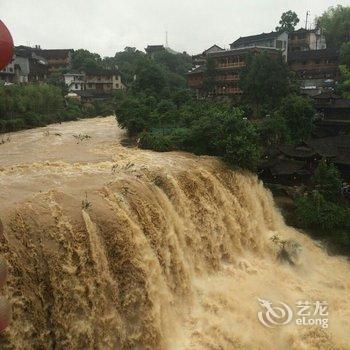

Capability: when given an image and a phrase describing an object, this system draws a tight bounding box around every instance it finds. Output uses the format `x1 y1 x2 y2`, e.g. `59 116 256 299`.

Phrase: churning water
0 117 349 349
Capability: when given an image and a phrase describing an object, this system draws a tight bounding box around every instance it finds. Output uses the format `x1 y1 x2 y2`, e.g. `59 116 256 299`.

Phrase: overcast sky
2 0 349 57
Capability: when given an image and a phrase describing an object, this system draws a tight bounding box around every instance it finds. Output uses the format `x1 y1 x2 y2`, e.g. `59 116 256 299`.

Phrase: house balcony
215 75 239 82
216 62 246 69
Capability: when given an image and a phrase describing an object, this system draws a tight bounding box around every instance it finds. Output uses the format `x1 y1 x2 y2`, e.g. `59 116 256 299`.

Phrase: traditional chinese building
187 47 281 97
230 31 289 60
34 48 73 71
288 48 340 94
192 45 225 66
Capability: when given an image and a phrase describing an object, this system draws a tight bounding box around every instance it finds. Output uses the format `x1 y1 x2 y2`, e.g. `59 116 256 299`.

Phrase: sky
1 0 350 57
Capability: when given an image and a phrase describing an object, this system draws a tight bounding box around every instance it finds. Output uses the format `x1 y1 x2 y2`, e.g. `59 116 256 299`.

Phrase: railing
216 62 245 68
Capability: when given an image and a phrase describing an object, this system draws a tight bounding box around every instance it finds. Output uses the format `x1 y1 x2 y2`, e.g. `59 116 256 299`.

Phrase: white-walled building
64 70 125 92
64 73 86 91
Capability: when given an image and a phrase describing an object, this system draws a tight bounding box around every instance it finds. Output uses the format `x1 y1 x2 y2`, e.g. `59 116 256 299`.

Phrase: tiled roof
231 31 279 46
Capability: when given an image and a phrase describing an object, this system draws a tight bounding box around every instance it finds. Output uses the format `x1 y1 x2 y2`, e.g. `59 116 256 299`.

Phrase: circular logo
258 298 293 328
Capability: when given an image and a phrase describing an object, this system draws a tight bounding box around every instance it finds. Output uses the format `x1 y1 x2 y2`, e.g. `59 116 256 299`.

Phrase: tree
340 42 350 68
239 52 289 117
152 50 192 76
71 49 102 72
317 5 350 48
313 161 342 202
132 60 167 95
259 113 291 146
202 57 216 95
276 10 300 33
278 95 315 143
114 47 148 86
188 107 261 170
338 65 350 99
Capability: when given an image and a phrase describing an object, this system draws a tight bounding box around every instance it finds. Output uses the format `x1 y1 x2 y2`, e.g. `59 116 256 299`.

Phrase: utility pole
165 31 169 47
305 11 310 29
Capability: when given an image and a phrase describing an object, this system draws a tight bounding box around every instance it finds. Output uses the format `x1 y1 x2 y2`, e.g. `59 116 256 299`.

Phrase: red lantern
0 20 14 71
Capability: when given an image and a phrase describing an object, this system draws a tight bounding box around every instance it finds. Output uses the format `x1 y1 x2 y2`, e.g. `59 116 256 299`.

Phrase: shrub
139 131 172 152
295 191 349 231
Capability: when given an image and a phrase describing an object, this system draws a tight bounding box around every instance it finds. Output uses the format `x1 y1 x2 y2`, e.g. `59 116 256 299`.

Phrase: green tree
202 57 216 95
295 191 349 232
152 50 192 76
239 52 289 117
71 49 102 72
313 161 342 202
132 60 167 95
188 107 261 170
278 95 315 143
340 42 350 68
276 10 300 33
259 113 291 146
317 5 350 48
113 47 148 86
338 65 350 99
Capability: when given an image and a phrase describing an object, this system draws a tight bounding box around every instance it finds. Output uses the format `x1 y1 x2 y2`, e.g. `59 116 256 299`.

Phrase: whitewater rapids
0 116 349 349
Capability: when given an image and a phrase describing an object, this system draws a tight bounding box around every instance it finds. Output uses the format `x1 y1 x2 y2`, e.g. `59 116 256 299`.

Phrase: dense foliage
294 162 350 253
115 91 261 171
317 5 350 49
339 65 350 99
277 95 315 143
275 11 300 33
340 41 350 68
0 84 113 132
239 52 290 117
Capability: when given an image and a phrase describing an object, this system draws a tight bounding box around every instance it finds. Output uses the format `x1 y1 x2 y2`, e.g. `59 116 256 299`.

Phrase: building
63 73 86 91
15 46 49 83
14 46 73 72
192 45 225 66
85 69 124 91
13 55 30 83
288 49 339 95
0 46 48 84
289 28 326 52
64 69 125 93
230 31 289 60
187 47 281 97
260 135 350 184
34 48 73 71
0 60 15 83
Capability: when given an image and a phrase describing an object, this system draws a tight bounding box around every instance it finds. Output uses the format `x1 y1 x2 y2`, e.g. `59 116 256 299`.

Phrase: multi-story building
187 47 281 97
14 46 73 72
288 48 339 95
63 73 86 91
85 69 124 91
34 47 73 71
192 45 225 66
288 28 326 52
230 31 289 60
0 46 48 84
64 69 125 93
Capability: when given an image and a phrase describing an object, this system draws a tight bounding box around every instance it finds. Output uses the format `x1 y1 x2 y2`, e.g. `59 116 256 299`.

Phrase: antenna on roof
305 11 310 29
165 31 169 47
